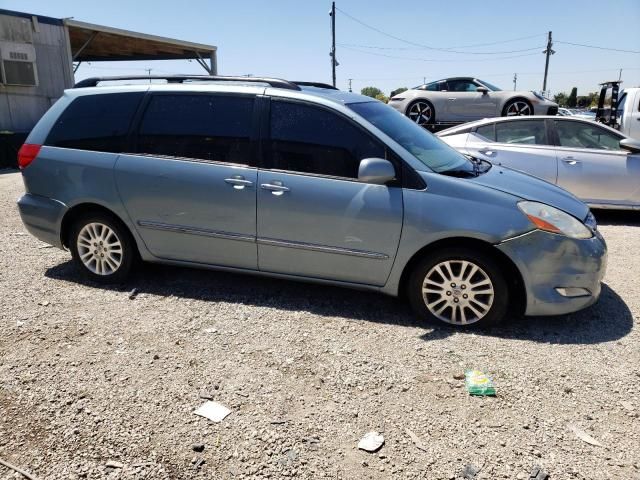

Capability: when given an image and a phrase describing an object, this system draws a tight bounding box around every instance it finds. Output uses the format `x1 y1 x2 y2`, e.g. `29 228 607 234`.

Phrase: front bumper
497 229 607 316
532 100 558 116
17 193 67 249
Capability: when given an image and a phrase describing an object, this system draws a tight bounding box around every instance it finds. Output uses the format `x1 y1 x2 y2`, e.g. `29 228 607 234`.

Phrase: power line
336 6 546 55
337 43 544 55
555 41 640 54
340 44 541 63
439 33 547 49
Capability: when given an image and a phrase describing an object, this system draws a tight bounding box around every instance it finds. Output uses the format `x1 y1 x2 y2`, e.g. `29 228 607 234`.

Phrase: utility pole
423 76 426 85
542 31 554 94
513 73 517 91
330 2 336 87
618 68 622 81
348 78 352 92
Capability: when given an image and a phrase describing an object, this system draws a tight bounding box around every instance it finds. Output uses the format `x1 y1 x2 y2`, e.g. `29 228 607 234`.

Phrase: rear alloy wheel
407 100 435 126
408 248 509 328
70 213 134 283
503 99 533 116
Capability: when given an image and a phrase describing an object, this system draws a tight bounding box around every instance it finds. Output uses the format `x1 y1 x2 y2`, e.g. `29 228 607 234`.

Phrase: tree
361 86 383 98
375 93 389 104
553 92 568 106
390 87 408 98
567 87 578 108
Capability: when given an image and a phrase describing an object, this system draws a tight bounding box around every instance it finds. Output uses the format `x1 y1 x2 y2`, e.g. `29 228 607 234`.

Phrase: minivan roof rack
73 75 302 90
292 81 339 90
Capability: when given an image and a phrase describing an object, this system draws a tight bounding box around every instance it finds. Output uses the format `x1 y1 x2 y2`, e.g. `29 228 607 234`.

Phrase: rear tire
69 213 135 284
406 99 435 126
408 248 509 328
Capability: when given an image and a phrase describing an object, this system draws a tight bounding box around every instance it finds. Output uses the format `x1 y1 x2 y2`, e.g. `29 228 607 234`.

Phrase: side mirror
358 158 396 185
620 138 640 154
476 86 489 94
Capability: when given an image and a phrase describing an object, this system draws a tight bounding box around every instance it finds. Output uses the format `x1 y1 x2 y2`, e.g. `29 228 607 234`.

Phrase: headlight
532 91 546 101
518 201 592 239
584 211 597 231
389 97 404 102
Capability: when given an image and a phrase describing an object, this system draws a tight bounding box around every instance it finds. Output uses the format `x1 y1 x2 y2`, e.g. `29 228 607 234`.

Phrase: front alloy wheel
504 100 532 116
408 248 509 327
422 260 494 324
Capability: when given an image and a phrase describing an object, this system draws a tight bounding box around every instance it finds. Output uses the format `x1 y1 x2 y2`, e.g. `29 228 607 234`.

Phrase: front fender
382 172 533 295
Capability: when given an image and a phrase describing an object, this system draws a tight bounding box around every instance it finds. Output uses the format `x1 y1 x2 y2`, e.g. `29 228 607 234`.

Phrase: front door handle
447 98 456 101
478 149 496 156
261 182 290 196
562 157 581 165
225 176 253 189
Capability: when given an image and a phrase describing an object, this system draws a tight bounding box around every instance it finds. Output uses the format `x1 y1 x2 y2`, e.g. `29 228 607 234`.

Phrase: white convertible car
437 116 640 210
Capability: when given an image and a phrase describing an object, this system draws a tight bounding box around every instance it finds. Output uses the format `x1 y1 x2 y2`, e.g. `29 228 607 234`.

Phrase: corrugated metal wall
0 14 73 134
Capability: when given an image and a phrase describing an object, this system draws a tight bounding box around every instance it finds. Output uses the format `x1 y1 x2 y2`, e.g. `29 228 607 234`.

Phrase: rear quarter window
474 124 496 141
45 92 144 153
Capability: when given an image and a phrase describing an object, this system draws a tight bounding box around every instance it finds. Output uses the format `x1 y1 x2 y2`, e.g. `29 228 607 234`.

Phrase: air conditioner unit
0 42 38 87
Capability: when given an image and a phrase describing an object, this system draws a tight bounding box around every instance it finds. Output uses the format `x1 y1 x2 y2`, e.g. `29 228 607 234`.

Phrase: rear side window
268 100 385 179
45 92 143 153
137 94 254 164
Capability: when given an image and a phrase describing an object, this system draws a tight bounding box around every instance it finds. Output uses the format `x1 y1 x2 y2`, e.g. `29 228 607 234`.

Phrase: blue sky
4 0 640 96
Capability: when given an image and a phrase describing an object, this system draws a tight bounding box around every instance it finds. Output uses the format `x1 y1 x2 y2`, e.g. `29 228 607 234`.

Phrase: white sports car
388 77 558 127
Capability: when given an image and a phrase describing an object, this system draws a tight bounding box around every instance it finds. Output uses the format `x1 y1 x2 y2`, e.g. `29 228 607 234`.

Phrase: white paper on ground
357 431 384 452
194 401 232 422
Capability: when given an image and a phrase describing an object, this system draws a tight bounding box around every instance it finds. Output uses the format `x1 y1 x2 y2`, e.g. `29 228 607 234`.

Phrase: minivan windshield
348 101 472 174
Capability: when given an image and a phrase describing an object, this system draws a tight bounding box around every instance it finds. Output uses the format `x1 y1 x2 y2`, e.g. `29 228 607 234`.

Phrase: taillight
17 144 42 170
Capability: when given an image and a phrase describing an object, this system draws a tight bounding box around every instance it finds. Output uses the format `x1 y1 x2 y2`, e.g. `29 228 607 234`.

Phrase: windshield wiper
439 167 476 178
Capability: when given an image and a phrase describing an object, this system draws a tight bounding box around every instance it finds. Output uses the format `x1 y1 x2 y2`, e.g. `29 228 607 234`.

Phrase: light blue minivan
17 76 606 328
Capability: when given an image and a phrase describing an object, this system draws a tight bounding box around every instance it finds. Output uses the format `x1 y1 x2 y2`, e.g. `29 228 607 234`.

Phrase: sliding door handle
225 177 253 189
261 182 290 196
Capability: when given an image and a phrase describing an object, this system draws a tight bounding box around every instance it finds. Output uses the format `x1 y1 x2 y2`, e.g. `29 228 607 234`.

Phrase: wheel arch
397 236 526 316
60 202 135 250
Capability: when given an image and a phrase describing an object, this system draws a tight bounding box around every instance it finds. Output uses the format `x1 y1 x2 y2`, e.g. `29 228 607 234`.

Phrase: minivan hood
469 165 589 220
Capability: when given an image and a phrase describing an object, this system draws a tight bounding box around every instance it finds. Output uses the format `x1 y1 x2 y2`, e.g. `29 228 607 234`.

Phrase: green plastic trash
465 370 496 396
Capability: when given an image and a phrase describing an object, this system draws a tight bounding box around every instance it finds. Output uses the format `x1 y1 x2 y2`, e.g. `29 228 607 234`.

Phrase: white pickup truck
617 87 640 140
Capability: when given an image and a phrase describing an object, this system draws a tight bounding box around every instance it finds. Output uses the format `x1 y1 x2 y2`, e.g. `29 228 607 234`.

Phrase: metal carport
64 19 217 75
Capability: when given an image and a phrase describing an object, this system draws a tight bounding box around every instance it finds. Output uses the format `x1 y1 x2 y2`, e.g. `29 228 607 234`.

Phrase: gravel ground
1 169 639 480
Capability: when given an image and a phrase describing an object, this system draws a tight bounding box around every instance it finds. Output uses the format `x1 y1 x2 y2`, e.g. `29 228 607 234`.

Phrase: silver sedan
437 116 640 209
388 77 558 127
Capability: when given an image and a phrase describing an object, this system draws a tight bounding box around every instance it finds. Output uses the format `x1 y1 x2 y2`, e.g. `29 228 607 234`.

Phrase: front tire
502 98 533 116
408 248 509 328
69 213 135 284
406 100 435 126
